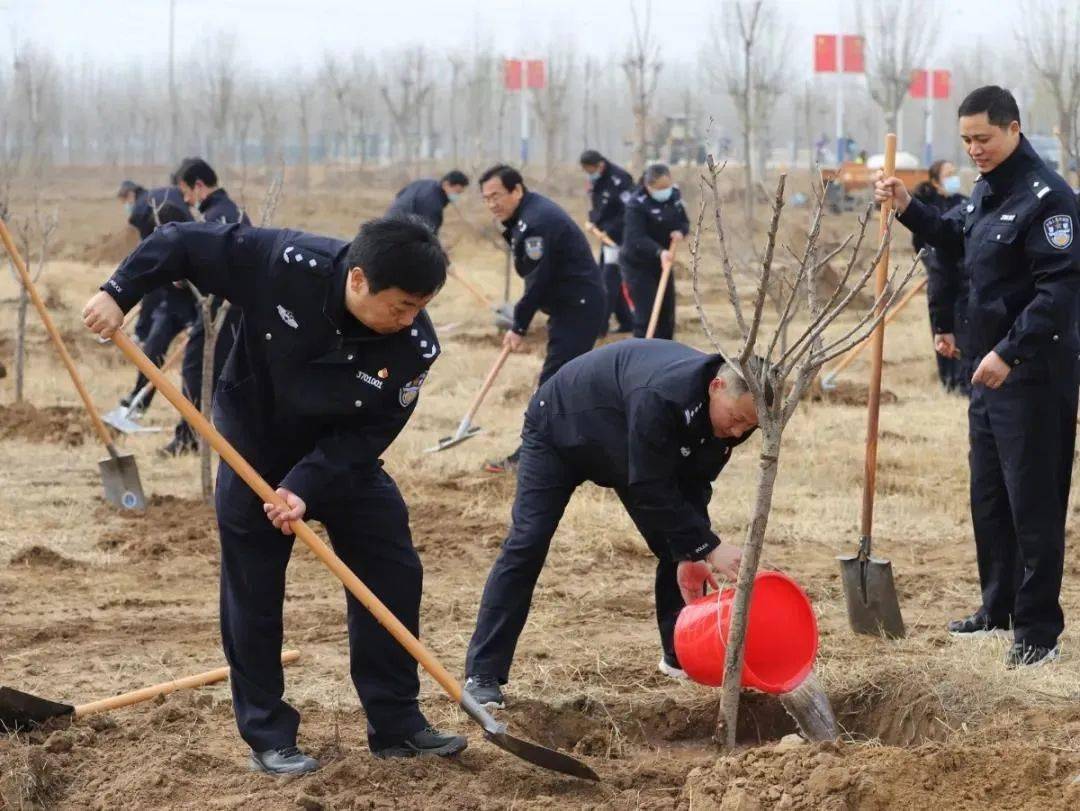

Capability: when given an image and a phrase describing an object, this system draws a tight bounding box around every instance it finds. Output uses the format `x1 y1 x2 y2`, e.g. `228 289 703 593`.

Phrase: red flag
841 35 864 73
932 70 951 100
814 34 837 73
504 59 522 91
526 59 546 90
909 69 929 99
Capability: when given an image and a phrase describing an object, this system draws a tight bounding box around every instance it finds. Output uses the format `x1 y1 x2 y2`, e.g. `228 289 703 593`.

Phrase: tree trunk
719 423 783 748
199 299 216 504
14 286 28 403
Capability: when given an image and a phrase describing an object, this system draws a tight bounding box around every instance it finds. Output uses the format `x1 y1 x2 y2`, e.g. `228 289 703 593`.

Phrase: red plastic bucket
673 571 818 694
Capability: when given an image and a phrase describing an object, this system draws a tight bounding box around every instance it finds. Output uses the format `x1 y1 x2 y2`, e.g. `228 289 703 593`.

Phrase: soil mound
9 545 81 569
96 494 218 560
811 379 898 407
82 228 138 266
0 402 92 446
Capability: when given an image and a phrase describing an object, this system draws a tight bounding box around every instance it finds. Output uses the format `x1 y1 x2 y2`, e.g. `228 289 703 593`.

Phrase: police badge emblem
1044 215 1074 249
399 372 427 407
524 236 544 261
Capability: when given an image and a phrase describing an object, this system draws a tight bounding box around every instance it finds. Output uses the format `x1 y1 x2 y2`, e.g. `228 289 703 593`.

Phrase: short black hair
117 179 143 198
579 149 605 167
176 157 219 188
346 215 447 296
957 86 1020 129
441 169 469 187
478 164 527 194
155 201 190 226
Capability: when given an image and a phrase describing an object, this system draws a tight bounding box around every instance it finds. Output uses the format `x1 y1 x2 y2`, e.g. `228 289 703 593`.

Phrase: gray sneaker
249 745 320 775
463 675 505 709
372 726 468 759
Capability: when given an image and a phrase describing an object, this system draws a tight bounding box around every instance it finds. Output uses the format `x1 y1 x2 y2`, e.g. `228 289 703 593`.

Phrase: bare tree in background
532 51 575 179
203 34 238 164
381 47 433 168
8 202 59 402
1020 0 1080 183
11 44 60 171
707 0 790 229
688 160 919 747
622 0 662 172
857 0 937 140
321 53 354 162
255 85 284 168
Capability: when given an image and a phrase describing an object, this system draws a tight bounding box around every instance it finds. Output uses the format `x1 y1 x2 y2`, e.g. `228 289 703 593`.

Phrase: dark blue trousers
466 416 689 682
622 262 675 340
175 305 242 445
602 262 633 334
968 359 1077 648
129 290 194 407
216 463 428 751
538 288 606 386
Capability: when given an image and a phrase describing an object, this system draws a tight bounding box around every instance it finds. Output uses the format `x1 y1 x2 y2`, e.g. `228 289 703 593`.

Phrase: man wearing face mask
477 164 606 474
386 171 470 236
580 149 634 335
163 157 252 457
620 164 691 340
876 85 1080 669
115 179 197 412
81 215 467 773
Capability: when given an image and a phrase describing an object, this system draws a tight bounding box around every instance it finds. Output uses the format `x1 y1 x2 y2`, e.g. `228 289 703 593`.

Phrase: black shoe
1004 642 1060 669
157 437 198 458
463 675 505 709
372 727 468 759
119 394 134 408
947 612 1010 639
249 745 320 775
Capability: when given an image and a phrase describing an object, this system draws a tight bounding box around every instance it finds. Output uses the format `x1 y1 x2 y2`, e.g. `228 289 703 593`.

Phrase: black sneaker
157 437 198 458
947 613 1010 639
1004 642 1060 669
372 726 468 759
249 745 320 775
463 675 505 709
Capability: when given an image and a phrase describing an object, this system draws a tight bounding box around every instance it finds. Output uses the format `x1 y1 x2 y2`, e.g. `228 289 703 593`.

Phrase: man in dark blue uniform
580 149 634 335
162 157 252 456
387 170 470 235
116 179 196 411
876 86 1080 668
82 216 466 773
620 164 690 339
463 339 756 708
479 164 606 473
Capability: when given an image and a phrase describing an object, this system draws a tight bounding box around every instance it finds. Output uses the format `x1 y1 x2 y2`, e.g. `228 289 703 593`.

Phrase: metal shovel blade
459 692 598 781
424 425 483 453
99 452 147 510
0 686 74 732
838 548 905 639
101 406 161 435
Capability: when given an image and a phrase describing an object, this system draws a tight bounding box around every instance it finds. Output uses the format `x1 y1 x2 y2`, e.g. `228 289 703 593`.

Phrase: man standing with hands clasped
875 85 1080 668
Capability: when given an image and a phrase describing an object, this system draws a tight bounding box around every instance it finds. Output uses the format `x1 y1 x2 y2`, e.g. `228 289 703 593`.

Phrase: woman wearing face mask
912 160 970 393
619 164 690 339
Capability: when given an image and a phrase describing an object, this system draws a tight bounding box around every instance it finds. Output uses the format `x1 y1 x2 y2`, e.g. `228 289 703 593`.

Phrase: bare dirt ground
2 166 1079 810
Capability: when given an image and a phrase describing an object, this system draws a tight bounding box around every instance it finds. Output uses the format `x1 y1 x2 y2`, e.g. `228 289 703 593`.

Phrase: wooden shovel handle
859 133 897 540
74 650 300 717
827 275 928 379
108 329 466 704
0 217 117 453
645 239 677 339
586 223 617 248
448 264 493 308
462 345 513 427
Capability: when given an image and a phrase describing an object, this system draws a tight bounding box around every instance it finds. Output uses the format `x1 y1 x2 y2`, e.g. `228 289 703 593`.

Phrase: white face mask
649 187 674 203
447 192 461 203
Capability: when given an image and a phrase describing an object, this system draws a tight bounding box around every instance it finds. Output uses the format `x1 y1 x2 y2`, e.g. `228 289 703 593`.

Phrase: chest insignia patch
619 190 632 203
1044 214 1074 250
999 214 1016 222
680 446 691 457
276 305 298 328
524 236 544 261
357 371 384 390
399 371 427 407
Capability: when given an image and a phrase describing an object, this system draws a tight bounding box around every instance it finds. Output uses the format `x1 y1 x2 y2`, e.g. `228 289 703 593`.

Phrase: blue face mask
447 192 461 203
586 171 602 182
942 174 962 195
649 187 674 203
123 202 134 217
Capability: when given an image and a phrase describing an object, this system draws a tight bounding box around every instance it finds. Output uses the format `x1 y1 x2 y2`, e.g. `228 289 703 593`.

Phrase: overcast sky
2 0 1021 75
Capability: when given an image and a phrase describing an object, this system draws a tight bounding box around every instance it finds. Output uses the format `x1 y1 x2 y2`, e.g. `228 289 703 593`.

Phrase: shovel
1 650 300 732
105 329 599 782
0 217 146 510
645 238 678 339
102 333 189 434
837 133 906 639
425 344 513 453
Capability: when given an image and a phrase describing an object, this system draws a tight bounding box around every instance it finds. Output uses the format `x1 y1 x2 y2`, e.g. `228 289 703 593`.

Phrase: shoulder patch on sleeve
524 235 544 261
278 233 340 276
1043 214 1073 249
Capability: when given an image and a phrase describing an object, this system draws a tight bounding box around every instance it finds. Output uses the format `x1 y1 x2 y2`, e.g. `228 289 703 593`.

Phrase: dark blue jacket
528 339 752 561
899 135 1080 373
502 191 604 335
587 161 635 244
620 186 691 273
911 185 968 336
101 223 440 507
387 179 449 234
129 187 190 240
199 188 251 226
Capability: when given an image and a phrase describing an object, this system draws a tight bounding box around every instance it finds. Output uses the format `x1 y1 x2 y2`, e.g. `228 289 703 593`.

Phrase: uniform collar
981 135 1040 194
198 187 227 214
501 190 534 230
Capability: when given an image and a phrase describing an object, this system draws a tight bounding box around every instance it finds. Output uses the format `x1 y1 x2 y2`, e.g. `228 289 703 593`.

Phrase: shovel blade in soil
0 687 74 731
425 425 483 453
484 730 600 782
838 555 906 639
98 452 146 510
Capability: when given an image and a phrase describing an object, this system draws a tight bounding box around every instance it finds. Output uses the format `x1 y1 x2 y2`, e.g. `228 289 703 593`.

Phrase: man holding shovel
463 339 756 708
580 149 635 335
875 85 1080 668
82 215 466 773
386 170 470 235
